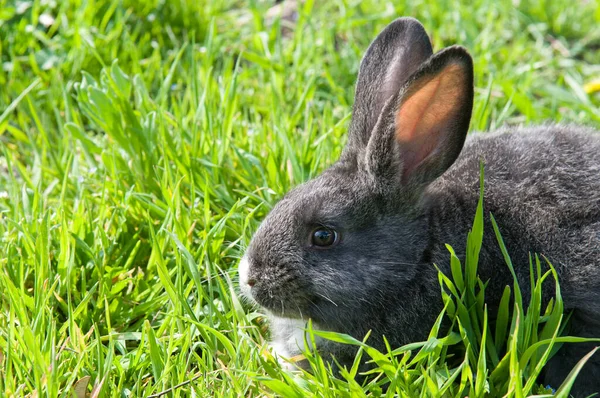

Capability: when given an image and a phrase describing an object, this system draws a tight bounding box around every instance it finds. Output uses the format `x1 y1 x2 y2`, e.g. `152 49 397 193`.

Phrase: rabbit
238 17 600 396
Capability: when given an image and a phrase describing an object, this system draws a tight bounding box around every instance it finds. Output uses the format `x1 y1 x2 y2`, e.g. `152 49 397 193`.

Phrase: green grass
1 0 600 396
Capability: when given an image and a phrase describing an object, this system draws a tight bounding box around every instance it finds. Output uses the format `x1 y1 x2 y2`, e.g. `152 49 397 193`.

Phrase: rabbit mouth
251 288 313 319
261 300 305 318
239 257 316 317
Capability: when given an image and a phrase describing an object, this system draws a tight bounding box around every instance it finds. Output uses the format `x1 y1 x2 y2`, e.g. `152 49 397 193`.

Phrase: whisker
306 297 329 321
316 292 338 307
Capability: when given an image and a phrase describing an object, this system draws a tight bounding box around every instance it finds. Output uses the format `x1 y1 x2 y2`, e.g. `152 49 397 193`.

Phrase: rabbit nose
239 256 260 289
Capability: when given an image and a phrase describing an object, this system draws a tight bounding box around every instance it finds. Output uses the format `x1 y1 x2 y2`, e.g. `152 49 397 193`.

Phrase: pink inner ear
395 63 466 176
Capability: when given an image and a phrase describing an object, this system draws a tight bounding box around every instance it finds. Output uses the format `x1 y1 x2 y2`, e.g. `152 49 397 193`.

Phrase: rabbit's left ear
366 46 474 188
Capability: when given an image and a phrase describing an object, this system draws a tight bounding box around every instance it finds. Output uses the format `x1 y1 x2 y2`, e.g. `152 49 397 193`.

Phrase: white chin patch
269 317 322 364
269 318 309 361
238 256 252 299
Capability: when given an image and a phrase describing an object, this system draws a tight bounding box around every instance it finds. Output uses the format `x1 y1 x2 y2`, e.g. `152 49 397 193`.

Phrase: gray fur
239 17 600 396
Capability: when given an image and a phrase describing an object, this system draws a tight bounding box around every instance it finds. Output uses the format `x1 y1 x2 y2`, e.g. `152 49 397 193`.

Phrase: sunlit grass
0 0 599 396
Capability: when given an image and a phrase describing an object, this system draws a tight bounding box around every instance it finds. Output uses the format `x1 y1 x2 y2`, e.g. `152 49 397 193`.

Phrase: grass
0 0 599 396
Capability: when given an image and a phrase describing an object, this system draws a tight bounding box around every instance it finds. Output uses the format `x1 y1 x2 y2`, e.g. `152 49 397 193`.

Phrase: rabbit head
239 17 474 336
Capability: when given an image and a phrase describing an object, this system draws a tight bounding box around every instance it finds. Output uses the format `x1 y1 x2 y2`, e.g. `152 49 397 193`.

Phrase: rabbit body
239 17 600 396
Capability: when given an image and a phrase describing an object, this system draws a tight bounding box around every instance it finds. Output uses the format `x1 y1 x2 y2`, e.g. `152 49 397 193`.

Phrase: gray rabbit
238 17 600 395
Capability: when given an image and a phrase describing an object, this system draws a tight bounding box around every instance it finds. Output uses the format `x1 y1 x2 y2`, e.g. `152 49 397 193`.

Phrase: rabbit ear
344 18 433 155
365 46 474 188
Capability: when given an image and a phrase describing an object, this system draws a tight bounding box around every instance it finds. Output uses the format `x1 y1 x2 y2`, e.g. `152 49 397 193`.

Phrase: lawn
1 0 600 396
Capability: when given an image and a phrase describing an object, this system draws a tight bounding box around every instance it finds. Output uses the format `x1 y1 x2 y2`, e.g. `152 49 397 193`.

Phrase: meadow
1 0 600 396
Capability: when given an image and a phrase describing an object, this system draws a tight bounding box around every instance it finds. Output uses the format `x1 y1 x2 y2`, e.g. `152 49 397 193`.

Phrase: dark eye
311 227 338 247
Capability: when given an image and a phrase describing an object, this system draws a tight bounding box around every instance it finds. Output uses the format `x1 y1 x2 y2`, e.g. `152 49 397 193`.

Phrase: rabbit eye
311 227 338 247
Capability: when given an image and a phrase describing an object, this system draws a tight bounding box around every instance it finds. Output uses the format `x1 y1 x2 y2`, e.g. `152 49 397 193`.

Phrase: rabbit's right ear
343 18 433 156
365 46 474 189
